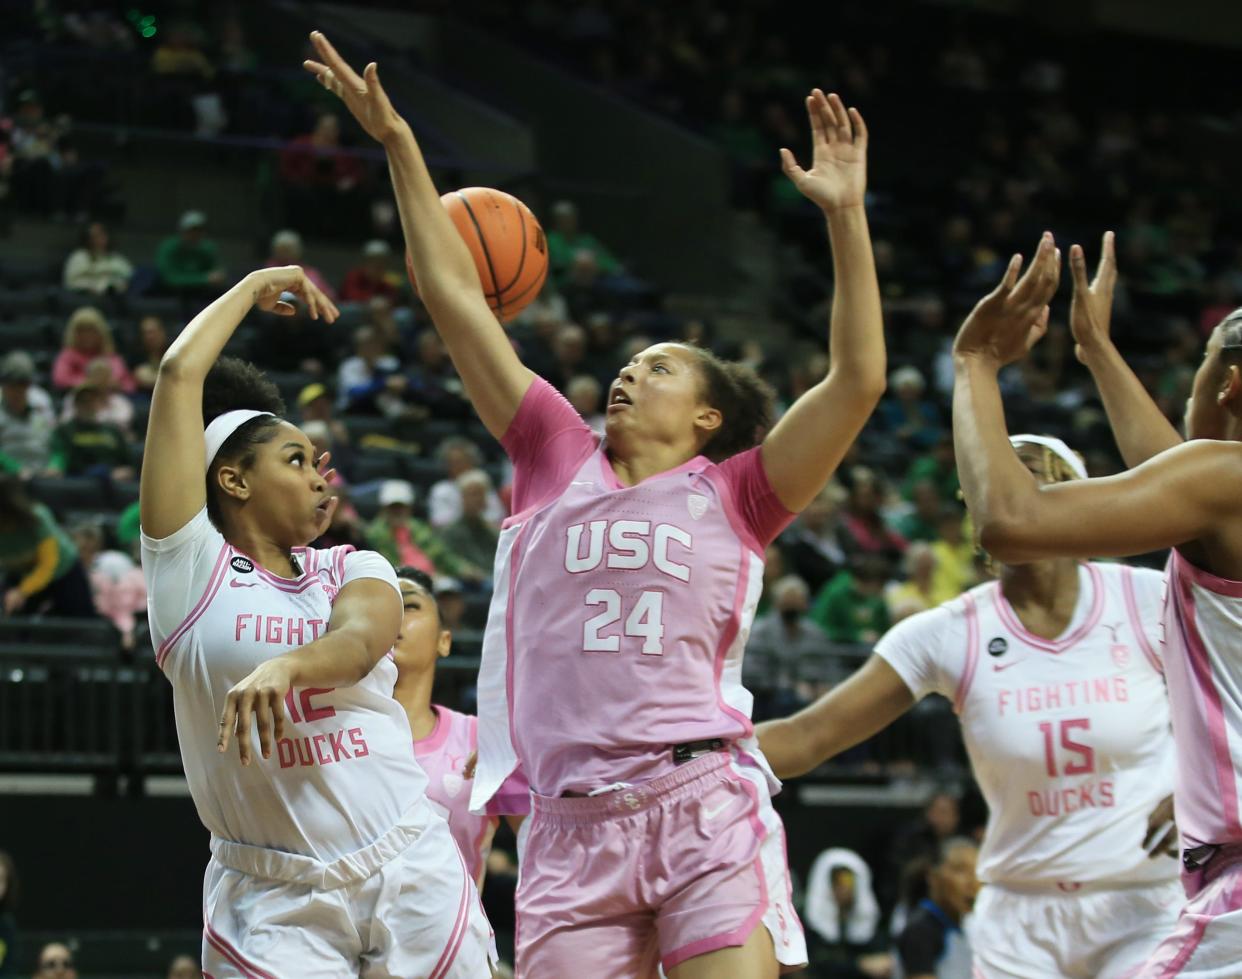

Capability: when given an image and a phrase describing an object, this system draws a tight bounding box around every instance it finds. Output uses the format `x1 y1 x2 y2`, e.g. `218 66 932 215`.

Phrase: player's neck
607 440 696 487
226 525 301 579
394 672 438 740
999 559 1081 637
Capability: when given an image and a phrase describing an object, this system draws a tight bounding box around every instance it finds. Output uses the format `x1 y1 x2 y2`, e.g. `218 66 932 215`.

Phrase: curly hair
202 357 287 530
684 345 775 463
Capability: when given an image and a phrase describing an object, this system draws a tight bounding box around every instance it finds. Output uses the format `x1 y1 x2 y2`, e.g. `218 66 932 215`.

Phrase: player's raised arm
304 31 534 440
1070 231 1183 468
760 90 885 513
140 267 337 540
951 234 1242 563
756 656 913 779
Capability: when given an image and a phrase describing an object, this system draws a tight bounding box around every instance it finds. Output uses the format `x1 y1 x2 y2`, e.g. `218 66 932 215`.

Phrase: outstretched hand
304 31 405 144
780 89 868 214
953 233 1061 369
248 266 339 322
1070 231 1118 364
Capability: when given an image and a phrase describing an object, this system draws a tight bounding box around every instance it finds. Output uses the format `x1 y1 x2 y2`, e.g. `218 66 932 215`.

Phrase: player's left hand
780 90 867 214
953 232 1061 369
1142 794 1178 859
304 31 405 145
217 656 295 766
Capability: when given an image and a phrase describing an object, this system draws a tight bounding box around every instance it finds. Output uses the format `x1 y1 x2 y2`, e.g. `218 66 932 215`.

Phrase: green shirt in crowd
810 570 891 645
0 503 79 596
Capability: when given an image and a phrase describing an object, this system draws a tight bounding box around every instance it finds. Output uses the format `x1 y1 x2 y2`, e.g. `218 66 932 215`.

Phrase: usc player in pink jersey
758 434 1181 978
139 267 492 976
952 229 1242 976
305 30 885 978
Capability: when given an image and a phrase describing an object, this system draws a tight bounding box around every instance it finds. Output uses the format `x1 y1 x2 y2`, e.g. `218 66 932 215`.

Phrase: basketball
407 187 549 323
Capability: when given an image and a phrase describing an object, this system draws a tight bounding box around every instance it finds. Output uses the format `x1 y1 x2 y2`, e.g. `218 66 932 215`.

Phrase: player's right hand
218 656 295 766
1070 231 1118 364
246 266 340 323
304 32 405 145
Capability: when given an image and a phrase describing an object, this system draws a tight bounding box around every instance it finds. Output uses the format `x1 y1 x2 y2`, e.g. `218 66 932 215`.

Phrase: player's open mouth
608 388 633 411
315 498 333 514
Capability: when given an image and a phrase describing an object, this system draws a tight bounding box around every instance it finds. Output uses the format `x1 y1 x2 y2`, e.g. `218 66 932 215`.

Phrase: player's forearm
382 125 482 301
280 628 383 689
824 206 886 397
952 355 1041 553
1079 341 1182 468
756 716 832 779
158 276 257 381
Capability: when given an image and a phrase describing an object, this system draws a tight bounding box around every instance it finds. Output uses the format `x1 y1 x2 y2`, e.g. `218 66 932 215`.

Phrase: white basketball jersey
878 562 1177 887
141 509 427 862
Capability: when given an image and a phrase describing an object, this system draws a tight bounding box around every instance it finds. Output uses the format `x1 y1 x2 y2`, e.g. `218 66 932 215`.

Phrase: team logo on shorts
230 556 254 574
687 494 710 520
987 637 1008 657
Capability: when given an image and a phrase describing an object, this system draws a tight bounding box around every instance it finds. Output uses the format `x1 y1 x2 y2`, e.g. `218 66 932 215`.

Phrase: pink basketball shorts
514 747 807 977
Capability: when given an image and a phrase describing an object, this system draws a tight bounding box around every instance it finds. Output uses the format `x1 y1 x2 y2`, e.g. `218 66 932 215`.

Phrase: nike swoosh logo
992 659 1028 672
229 580 259 588
703 800 732 820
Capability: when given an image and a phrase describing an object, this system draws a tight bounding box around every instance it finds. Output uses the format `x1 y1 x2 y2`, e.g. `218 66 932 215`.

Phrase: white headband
1009 434 1087 480
205 410 275 467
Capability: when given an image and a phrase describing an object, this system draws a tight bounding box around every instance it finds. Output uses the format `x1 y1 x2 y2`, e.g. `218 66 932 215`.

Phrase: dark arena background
1 0 1240 976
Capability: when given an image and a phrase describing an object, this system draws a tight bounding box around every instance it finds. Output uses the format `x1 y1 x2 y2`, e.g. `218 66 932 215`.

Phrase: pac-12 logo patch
987 637 1008 657
687 494 710 520
230 556 254 574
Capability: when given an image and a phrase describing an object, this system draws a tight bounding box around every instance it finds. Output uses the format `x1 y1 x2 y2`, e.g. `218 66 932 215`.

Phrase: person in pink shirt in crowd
60 356 135 436
266 229 337 302
51 306 135 393
70 521 146 650
391 566 527 889
951 229 1242 976
309 31 884 978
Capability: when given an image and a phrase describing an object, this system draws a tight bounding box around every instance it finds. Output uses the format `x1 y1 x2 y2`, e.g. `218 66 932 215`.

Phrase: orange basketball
406 187 549 323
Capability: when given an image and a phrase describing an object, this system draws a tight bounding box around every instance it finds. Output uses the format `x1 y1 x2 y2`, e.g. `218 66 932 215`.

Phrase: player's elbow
976 515 1033 564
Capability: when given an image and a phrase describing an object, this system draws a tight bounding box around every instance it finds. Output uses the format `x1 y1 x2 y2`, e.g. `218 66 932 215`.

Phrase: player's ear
693 404 722 439
437 629 452 658
216 463 251 503
1219 363 1242 409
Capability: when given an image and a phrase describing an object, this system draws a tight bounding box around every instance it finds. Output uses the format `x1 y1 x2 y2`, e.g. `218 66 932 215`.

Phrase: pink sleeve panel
715 446 797 552
500 375 598 516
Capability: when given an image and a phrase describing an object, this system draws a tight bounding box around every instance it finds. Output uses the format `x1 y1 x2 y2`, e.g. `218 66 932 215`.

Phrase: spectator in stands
340 239 401 303
441 469 500 572
903 434 959 503
405 328 472 418
811 554 891 645
896 480 943 543
545 199 621 287
778 483 849 593
885 542 949 623
166 954 201 979
266 228 336 301
877 366 942 452
0 352 56 477
0 850 17 978
894 839 978 979
70 521 146 650
154 210 225 297
840 467 907 571
929 507 976 600
62 221 132 297
48 384 134 480
130 315 169 393
60 357 134 435
32 942 76 979
51 307 135 393
246 301 336 375
890 792 962 895
279 111 366 237
7 89 70 215
566 374 605 435
434 575 467 632
297 382 351 458
337 325 405 417
802 848 893 979
546 323 590 393
428 437 505 528
0 475 94 618
748 574 848 692
150 22 227 136
364 480 484 583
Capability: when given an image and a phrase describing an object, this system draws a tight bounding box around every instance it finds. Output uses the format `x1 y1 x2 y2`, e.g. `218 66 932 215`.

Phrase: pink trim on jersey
202 917 278 979
1154 914 1211 979
713 546 757 735
427 845 473 979
661 762 769 972
332 545 350 588
1173 548 1242 598
156 542 229 668
953 593 980 714
503 524 529 762
712 460 768 559
1122 565 1164 676
1174 572 1242 840
993 563 1105 654
235 547 322 594
413 707 452 757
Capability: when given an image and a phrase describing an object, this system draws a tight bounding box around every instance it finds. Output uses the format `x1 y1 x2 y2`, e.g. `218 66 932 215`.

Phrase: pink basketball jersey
1164 549 1242 849
415 706 498 884
471 378 793 808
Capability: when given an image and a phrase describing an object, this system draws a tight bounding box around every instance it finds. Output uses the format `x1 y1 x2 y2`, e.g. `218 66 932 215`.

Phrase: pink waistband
531 749 730 822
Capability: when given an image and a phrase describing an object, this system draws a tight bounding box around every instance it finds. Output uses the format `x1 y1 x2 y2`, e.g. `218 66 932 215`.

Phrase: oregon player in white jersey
138 266 491 977
759 436 1180 978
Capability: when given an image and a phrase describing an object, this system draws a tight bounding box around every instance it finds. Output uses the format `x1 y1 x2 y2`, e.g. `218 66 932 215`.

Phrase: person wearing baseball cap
155 210 225 296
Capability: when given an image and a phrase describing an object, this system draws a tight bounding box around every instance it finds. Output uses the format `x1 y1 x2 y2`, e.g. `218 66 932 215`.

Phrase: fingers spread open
826 92 851 140
805 93 827 148
1096 230 1117 290
1069 243 1090 292
779 147 804 179
310 32 365 91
